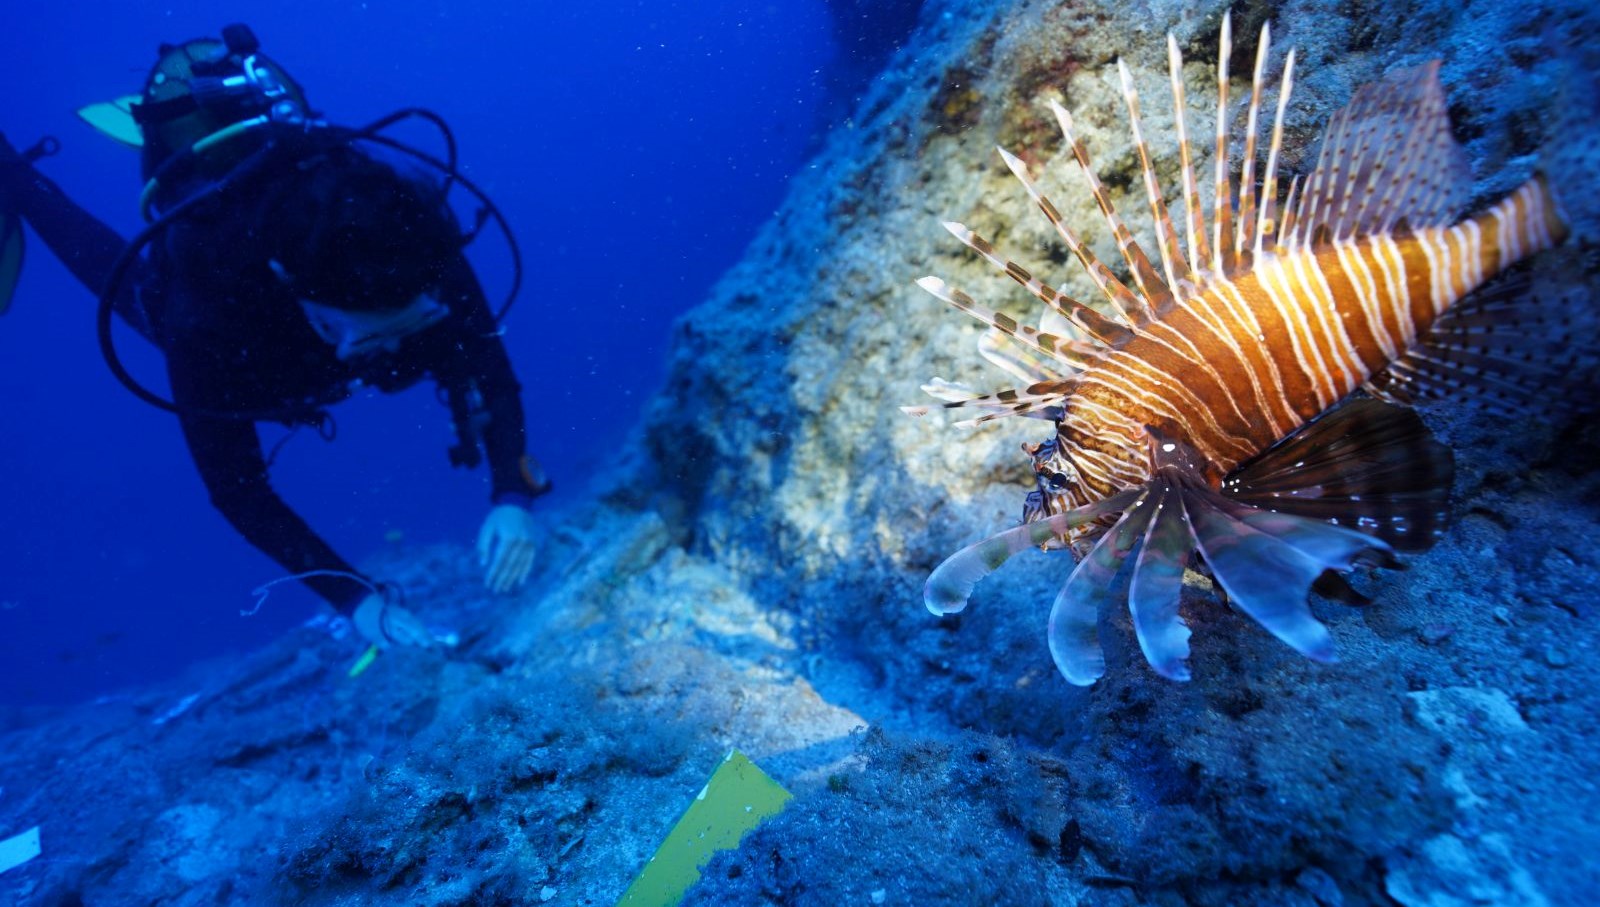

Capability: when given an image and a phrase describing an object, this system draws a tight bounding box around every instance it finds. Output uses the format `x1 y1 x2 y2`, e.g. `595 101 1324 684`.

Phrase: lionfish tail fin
1223 397 1455 552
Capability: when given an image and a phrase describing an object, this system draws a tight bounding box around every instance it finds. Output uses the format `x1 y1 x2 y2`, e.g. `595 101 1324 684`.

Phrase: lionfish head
1021 437 1096 549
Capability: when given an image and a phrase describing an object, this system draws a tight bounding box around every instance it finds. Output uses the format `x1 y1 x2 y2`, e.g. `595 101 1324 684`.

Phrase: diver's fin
0 211 23 317
1365 259 1600 417
1222 396 1454 552
76 95 145 148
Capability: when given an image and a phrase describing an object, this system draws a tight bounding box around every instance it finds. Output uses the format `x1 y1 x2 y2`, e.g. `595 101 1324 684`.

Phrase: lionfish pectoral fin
924 488 1143 618
1048 489 1157 686
1223 396 1455 552
919 377 979 403
1366 244 1600 418
1125 482 1195 681
1184 487 1387 662
1131 430 1389 667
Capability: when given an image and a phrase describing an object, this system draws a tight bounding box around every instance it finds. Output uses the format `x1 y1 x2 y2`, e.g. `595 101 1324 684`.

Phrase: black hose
97 109 522 416
339 107 520 322
354 130 522 323
96 167 250 415
353 107 458 198
95 141 327 420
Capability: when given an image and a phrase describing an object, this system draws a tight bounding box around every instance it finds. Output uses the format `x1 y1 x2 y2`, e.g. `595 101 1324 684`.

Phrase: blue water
0 0 844 706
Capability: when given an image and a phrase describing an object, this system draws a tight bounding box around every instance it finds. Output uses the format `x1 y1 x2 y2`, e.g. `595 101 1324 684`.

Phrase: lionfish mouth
1021 438 1098 550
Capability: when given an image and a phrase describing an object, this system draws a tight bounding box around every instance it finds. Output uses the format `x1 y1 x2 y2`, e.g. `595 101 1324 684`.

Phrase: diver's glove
352 593 436 649
478 503 538 593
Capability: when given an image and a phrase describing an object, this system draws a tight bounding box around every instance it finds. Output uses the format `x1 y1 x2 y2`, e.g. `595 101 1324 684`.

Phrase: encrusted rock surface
3 1 1598 905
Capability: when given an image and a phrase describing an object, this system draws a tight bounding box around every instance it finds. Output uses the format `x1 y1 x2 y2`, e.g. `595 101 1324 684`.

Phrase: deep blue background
0 0 847 706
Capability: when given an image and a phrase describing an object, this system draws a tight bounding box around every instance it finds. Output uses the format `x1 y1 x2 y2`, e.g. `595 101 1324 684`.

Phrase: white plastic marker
0 825 41 875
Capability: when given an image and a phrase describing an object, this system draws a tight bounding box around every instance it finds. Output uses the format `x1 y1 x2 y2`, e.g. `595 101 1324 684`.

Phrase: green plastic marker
0 825 41 876
347 645 380 678
618 749 792 906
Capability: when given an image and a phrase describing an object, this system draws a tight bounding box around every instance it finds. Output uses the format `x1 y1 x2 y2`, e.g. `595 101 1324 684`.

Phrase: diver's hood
134 25 308 178
299 292 449 361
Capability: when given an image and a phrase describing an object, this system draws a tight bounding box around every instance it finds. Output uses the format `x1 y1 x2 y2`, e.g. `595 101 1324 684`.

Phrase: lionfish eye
1046 471 1071 491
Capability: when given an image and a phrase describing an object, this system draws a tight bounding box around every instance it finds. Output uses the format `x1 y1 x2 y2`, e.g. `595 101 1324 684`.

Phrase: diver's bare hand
477 504 538 593
352 594 435 649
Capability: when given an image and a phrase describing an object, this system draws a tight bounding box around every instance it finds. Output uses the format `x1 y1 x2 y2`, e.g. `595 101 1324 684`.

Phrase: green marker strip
618 749 792 907
0 825 41 876
347 645 380 678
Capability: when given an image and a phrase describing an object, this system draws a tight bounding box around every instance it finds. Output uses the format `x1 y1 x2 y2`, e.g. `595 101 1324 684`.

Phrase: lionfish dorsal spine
1280 174 1302 242
995 146 1147 323
1255 48 1295 256
1049 97 1177 318
1282 59 1472 247
938 220 1129 349
1166 33 1210 280
914 275 1092 372
1233 23 1269 266
1108 62 1185 305
1211 11 1236 274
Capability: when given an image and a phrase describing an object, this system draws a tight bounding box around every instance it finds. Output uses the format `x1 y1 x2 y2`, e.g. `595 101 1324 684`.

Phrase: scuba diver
0 26 550 651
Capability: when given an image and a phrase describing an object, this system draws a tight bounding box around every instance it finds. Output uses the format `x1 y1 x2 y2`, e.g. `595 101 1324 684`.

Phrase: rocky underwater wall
636 0 1600 900
4 0 1600 905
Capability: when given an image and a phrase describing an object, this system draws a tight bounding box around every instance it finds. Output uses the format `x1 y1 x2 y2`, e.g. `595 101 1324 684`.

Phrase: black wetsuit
1 141 547 614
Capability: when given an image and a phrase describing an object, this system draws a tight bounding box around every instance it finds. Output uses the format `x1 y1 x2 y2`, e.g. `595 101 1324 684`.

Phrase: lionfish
914 15 1589 685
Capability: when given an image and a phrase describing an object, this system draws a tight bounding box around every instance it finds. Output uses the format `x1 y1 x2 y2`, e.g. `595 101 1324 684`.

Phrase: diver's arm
437 257 550 505
177 412 372 615
0 154 158 339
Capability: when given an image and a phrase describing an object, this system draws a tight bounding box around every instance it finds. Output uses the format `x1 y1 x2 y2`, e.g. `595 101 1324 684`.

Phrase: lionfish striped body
914 16 1581 685
1040 174 1564 503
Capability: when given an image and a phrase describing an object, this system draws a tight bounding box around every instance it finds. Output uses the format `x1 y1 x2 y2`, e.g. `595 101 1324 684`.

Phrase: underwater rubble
4 0 1600 904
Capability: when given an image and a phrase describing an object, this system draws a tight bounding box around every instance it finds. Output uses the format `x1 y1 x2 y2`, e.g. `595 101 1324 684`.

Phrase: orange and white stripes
1056 171 1565 486
918 13 1571 513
